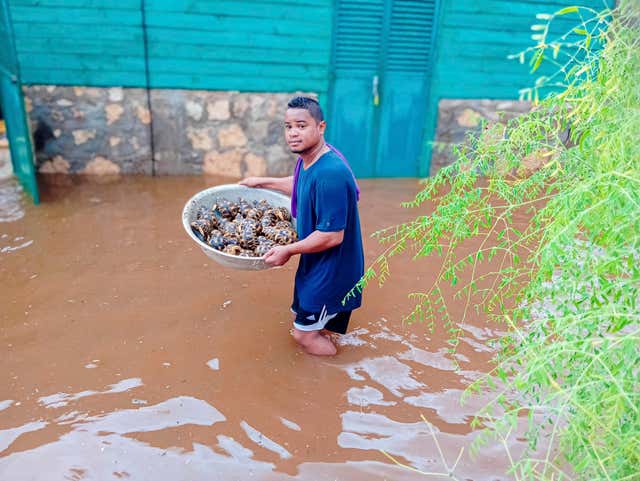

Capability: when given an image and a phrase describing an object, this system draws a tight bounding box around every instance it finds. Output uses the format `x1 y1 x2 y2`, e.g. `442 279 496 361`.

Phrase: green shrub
349 3 639 479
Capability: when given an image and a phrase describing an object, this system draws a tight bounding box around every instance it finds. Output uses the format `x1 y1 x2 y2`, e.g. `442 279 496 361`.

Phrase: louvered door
327 0 385 177
328 0 439 177
376 0 437 176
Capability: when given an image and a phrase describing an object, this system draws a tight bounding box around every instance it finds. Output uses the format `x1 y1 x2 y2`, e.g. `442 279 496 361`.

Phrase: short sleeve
314 177 349 232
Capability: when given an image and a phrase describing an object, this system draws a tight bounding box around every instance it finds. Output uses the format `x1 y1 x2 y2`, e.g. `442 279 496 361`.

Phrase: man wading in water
240 96 364 356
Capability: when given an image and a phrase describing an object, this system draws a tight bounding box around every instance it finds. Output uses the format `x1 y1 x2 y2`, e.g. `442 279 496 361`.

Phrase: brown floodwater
1 175 532 481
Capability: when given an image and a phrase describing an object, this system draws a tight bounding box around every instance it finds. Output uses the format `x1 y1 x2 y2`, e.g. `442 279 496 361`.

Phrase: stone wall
23 88 532 178
25 86 152 175
24 86 309 177
431 99 531 176
149 90 295 177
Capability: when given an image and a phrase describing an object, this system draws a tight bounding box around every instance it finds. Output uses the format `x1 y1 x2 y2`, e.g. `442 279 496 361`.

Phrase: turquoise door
328 0 439 178
0 0 39 203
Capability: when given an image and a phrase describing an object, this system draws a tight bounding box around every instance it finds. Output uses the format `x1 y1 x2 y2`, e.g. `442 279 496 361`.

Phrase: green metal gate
0 0 39 203
327 0 439 178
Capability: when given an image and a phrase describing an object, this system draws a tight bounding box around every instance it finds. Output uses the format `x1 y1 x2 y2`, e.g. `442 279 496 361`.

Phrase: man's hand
264 245 292 267
239 177 265 188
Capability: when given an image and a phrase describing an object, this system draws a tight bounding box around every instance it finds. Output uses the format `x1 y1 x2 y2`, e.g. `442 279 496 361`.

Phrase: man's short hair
287 96 324 123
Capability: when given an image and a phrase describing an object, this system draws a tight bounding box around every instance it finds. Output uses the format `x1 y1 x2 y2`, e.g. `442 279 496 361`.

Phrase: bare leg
293 329 337 356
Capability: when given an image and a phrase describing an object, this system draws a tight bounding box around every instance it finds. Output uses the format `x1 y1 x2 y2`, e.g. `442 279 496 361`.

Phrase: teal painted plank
10 0 138 8
0 36 17 73
450 0 609 16
149 72 327 92
20 68 146 86
148 0 329 8
144 12 331 37
436 41 566 59
20 66 329 93
438 27 572 47
16 38 144 56
147 28 327 50
148 44 328 66
148 57 327 80
12 22 143 41
437 72 571 91
0 0 17 73
145 0 330 22
436 54 560 75
18 45 328 78
18 53 144 71
435 68 541 88
433 72 561 98
443 13 581 32
470 0 611 5
10 6 142 25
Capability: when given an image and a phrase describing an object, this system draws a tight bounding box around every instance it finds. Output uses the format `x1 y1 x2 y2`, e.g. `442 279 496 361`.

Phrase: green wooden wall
8 0 332 96
418 0 615 175
430 0 612 99
0 0 18 79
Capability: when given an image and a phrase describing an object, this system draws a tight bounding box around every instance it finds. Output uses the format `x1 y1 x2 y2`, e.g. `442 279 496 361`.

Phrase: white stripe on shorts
293 305 338 332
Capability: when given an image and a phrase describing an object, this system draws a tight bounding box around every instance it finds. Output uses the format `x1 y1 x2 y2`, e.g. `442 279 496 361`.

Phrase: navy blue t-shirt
293 150 364 313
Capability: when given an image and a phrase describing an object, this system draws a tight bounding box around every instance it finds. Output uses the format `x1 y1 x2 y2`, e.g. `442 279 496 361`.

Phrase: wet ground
1 175 528 481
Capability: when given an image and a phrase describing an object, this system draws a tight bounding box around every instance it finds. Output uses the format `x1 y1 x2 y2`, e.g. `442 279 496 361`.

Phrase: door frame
0 0 39 204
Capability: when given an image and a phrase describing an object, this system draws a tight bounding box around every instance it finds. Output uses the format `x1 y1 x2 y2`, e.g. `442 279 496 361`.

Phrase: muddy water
1 175 529 481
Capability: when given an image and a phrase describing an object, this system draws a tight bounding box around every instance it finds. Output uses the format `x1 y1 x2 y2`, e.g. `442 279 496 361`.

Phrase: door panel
376 0 437 177
327 77 377 177
375 74 427 177
0 0 38 203
327 0 384 178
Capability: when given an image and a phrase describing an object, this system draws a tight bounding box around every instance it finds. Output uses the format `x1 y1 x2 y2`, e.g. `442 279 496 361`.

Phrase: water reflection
0 179 25 223
0 421 48 453
206 358 220 371
347 386 396 407
73 396 225 434
38 378 144 409
342 356 425 397
279 417 301 432
240 421 292 459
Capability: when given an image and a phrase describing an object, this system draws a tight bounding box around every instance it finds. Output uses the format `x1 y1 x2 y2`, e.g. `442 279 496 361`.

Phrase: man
240 96 364 356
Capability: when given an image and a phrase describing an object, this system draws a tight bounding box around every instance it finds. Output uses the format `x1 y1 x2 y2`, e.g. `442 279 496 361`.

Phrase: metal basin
182 184 294 270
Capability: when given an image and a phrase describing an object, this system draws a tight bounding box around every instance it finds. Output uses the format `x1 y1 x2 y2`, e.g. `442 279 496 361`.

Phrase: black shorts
291 296 352 335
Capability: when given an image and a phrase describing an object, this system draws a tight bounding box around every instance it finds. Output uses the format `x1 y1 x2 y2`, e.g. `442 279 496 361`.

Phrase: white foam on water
240 421 292 459
279 417 301 432
0 179 25 223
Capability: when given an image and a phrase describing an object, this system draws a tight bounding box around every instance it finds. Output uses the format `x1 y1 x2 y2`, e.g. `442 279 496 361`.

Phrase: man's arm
264 230 344 267
239 176 294 195
287 230 344 254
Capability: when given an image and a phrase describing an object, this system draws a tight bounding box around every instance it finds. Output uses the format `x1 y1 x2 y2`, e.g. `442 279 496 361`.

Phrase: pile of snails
190 198 297 257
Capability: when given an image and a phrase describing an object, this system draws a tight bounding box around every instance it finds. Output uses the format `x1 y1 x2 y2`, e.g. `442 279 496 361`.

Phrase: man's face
284 108 326 154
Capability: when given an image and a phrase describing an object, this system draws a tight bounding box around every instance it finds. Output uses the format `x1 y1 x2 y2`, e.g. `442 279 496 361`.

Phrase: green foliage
349 3 640 480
